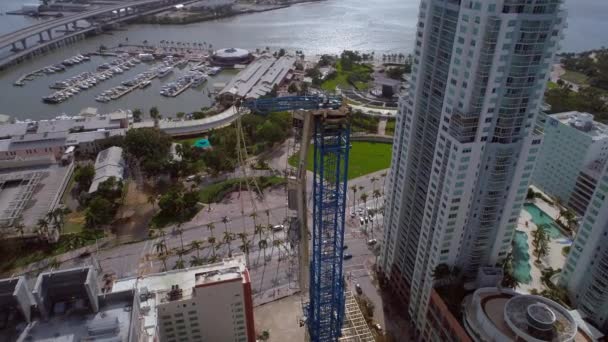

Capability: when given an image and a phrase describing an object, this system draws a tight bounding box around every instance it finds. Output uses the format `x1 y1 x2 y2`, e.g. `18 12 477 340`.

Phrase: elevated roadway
0 0 182 50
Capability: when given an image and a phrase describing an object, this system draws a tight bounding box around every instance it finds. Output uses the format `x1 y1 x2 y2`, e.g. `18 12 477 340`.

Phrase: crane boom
242 95 351 342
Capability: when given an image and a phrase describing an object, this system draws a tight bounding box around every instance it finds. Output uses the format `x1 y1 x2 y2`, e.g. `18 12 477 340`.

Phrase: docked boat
207 66 222 76
139 80 152 89
191 75 207 87
157 66 173 78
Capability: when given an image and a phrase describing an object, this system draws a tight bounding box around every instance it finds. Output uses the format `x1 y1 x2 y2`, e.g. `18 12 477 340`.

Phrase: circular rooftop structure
504 295 577 342
211 48 253 66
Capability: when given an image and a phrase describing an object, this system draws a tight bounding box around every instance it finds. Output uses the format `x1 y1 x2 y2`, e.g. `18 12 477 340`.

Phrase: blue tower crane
241 95 351 342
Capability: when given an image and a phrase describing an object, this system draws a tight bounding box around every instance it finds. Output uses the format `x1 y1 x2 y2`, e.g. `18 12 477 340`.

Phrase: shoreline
133 0 326 26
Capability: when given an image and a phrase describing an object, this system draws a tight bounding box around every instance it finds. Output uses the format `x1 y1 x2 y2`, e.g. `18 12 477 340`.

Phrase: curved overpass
0 0 182 50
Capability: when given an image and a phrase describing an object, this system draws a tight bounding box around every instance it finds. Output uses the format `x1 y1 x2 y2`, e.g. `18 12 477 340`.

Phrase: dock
168 80 193 97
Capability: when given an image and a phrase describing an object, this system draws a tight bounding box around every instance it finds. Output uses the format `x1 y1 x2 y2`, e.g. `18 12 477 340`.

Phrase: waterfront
0 0 607 119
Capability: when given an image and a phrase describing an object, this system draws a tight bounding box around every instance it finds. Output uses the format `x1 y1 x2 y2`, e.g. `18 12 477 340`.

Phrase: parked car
272 224 285 232
343 253 353 260
367 239 377 246
355 283 362 295
342 245 348 250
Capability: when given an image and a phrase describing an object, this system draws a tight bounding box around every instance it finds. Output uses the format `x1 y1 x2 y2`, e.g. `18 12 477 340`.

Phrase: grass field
547 81 558 90
289 141 392 179
561 70 589 85
321 61 373 92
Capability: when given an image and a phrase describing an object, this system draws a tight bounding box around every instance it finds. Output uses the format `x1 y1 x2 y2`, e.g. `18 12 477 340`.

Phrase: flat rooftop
20 296 133 342
0 163 72 232
111 255 247 339
550 111 608 140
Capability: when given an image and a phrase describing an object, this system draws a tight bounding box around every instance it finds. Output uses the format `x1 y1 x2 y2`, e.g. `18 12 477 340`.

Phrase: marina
14 54 90 87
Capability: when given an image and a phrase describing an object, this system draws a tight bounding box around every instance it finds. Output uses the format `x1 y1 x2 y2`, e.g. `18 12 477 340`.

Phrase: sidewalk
254 284 300 306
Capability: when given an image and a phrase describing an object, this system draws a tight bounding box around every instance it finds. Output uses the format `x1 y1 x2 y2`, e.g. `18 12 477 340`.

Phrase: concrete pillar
65 23 70 31
47 29 52 39
72 21 78 30
21 39 27 49
12 42 18 51
39 32 44 42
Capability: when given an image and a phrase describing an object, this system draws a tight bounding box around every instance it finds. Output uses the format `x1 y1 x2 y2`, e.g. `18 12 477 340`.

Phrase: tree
526 188 536 201
206 223 216 239
132 108 143 123
176 112 185 120
37 218 50 240
532 225 551 263
500 252 520 289
85 197 114 228
223 231 234 257
350 185 358 209
124 127 171 175
74 164 95 190
259 239 268 262
288 83 299 93
370 177 378 192
190 240 203 259
255 224 265 242
238 232 251 266
154 238 167 255
360 193 368 211
432 263 451 285
14 218 25 237
207 236 217 258
221 216 230 235
150 106 160 124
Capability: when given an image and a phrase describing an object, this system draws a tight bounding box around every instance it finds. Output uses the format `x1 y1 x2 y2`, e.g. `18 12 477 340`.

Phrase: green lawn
561 70 589 85
289 141 392 179
321 60 373 92
547 81 558 90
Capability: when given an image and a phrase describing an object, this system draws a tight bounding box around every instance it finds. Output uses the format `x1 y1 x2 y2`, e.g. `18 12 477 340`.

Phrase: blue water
512 231 532 284
523 203 565 240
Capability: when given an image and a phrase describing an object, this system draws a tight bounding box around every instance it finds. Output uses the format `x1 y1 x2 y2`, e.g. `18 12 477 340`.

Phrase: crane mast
242 96 351 342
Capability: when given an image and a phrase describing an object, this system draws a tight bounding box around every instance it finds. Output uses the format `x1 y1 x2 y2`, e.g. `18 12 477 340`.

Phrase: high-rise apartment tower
379 0 566 332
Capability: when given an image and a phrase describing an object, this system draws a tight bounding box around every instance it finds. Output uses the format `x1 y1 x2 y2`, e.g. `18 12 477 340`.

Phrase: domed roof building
211 48 253 67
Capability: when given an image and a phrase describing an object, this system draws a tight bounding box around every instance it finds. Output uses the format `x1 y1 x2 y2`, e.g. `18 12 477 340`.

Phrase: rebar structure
308 117 351 342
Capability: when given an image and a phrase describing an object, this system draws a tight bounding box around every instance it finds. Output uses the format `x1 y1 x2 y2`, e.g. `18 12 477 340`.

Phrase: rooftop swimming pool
523 203 566 240
512 230 532 284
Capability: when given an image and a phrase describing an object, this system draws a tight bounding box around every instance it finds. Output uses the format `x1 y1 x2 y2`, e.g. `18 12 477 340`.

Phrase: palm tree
273 239 284 259
207 236 217 258
255 224 265 242
250 212 259 229
223 231 234 257
154 239 167 255
206 223 216 239
372 189 382 238
190 255 204 267
173 257 185 270
533 224 550 263
350 185 358 209
221 216 230 235
190 240 203 259
265 209 271 227
147 194 157 209
381 172 387 192
13 217 25 237
37 218 49 239
175 225 185 254
238 232 251 266
370 176 378 193
360 193 369 212
159 254 169 271
259 239 268 263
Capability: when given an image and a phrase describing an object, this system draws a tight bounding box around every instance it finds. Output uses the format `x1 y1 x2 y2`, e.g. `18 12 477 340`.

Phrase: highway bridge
0 0 192 70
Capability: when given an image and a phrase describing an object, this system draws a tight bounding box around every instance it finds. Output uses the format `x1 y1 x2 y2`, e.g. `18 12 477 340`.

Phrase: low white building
112 255 255 342
89 146 125 193
219 54 296 103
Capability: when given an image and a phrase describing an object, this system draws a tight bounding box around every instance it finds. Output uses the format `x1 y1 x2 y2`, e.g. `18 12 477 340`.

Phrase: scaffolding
339 291 375 342
307 118 351 342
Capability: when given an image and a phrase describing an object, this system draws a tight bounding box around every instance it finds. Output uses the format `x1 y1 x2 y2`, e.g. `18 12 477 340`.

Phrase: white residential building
560 161 608 332
532 111 608 215
112 255 255 342
379 0 565 337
